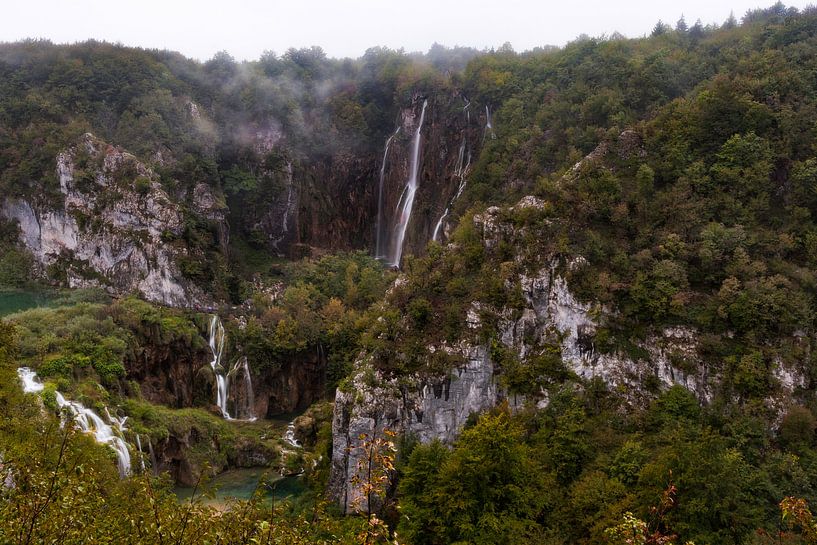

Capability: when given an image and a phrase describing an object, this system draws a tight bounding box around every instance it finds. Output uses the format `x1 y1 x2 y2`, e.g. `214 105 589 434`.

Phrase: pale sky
0 0 811 60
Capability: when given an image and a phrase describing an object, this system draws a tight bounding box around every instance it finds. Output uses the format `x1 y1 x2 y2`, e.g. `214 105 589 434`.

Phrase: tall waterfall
208 315 230 419
375 127 400 259
17 367 132 477
208 316 256 421
388 100 428 267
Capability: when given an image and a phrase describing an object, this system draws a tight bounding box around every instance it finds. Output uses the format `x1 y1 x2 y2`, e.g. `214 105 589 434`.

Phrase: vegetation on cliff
6 3 817 545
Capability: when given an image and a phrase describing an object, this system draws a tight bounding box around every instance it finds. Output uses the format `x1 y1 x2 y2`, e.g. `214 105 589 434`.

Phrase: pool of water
0 290 56 317
174 468 307 507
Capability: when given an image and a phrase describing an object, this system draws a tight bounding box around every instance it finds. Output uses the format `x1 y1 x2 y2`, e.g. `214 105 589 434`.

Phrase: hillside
4 3 817 544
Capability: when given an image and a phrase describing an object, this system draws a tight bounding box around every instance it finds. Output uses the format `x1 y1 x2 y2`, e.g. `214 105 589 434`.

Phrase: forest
4 2 817 544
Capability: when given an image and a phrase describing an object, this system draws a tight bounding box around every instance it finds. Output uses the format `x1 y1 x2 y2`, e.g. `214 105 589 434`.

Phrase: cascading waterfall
208 315 231 419
208 315 257 421
375 127 400 258
17 367 132 477
18 367 43 393
283 420 301 448
388 100 427 267
432 129 472 243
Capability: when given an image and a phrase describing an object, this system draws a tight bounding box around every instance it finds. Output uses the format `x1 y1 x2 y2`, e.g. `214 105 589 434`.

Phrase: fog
1 0 812 60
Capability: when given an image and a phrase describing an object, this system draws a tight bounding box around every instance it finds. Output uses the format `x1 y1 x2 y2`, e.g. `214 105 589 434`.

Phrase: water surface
174 468 306 507
0 290 55 317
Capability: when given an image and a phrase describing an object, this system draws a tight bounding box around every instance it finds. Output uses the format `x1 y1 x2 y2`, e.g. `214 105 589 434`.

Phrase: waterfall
375 127 400 258
283 420 301 448
17 367 132 477
136 434 147 472
208 316 257 421
431 209 449 243
432 137 471 243
208 315 231 419
270 161 295 252
18 367 44 393
148 437 158 475
485 105 496 140
388 100 428 267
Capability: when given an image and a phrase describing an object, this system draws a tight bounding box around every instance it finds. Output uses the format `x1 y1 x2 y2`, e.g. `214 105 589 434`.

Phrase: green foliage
398 410 550 544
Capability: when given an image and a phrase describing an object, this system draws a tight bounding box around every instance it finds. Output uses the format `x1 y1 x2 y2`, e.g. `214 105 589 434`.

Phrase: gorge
3 5 817 543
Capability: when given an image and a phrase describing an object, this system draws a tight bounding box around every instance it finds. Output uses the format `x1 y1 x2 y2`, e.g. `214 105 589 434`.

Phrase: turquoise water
0 290 55 317
174 468 306 506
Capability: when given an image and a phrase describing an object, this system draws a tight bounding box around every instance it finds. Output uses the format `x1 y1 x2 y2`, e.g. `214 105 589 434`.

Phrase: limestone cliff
328 135 811 512
1 133 217 306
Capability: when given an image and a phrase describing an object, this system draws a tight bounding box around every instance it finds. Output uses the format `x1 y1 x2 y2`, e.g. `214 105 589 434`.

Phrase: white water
388 100 427 267
136 434 147 472
271 161 295 251
283 420 301 448
432 136 471 243
485 105 496 140
208 316 257 421
17 367 132 477
208 315 231 419
18 367 44 393
375 127 400 258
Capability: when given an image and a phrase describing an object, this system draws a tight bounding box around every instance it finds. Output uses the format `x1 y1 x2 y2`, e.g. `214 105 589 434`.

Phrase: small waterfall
208 316 257 421
375 127 400 258
270 161 295 252
136 434 147 473
485 105 496 140
17 367 132 477
18 367 44 393
208 315 231 419
432 137 471 243
283 420 301 448
388 100 428 267
148 437 158 475
431 210 448 242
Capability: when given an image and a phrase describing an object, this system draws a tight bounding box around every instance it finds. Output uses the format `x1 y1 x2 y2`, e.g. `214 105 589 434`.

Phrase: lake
174 468 307 507
0 290 56 317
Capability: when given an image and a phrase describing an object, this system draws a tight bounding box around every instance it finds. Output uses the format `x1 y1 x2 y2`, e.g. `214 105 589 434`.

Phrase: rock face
329 344 505 514
328 258 711 512
328 186 720 513
1 134 207 306
125 335 214 409
124 317 327 420
149 427 276 487
254 345 328 418
248 92 486 257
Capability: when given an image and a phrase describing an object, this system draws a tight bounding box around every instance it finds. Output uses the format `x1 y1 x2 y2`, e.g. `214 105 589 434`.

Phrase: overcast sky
0 0 811 61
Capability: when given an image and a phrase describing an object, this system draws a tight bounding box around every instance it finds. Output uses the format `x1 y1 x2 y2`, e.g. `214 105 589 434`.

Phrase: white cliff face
330 194 716 510
1 134 204 307
330 344 501 513
513 265 712 403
